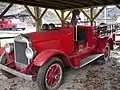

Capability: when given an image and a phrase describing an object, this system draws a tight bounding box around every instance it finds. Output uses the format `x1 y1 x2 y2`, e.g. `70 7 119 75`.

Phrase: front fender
33 49 68 66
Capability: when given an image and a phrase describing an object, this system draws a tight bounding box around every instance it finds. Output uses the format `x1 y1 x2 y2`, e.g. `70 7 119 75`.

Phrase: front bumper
0 64 33 80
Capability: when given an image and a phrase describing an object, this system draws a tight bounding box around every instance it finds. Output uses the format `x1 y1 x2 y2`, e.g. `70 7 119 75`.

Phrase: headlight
4 43 14 53
25 47 35 59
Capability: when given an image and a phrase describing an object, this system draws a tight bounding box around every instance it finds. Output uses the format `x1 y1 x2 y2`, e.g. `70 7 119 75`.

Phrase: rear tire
103 43 110 61
37 57 64 90
93 43 110 65
0 55 15 79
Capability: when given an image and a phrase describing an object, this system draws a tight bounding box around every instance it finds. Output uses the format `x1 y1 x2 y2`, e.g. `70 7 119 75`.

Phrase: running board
80 54 103 68
113 45 119 50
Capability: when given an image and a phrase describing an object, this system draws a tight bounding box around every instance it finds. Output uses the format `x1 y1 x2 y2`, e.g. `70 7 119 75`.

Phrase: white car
10 19 27 30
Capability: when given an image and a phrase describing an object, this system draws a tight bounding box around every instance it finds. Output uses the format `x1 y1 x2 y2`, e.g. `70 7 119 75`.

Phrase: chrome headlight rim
25 47 35 60
4 43 14 53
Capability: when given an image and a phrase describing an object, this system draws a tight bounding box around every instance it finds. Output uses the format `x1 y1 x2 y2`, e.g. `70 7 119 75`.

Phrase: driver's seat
74 26 88 44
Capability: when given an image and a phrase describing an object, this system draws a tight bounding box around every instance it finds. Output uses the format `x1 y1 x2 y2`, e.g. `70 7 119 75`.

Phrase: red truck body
0 24 116 90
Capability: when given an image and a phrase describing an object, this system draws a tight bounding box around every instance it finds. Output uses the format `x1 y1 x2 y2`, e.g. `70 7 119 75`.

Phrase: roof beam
0 3 13 18
116 5 120 9
54 9 62 22
93 6 106 20
24 5 37 21
64 10 72 21
58 0 94 6
1 0 65 9
52 0 84 6
92 0 104 4
80 9 91 20
26 0 67 9
41 0 75 8
39 8 48 19
1 0 120 10
107 0 115 4
76 0 94 5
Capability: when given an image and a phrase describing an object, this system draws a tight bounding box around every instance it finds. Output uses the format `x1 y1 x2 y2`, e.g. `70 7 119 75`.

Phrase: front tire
37 57 64 90
0 55 15 79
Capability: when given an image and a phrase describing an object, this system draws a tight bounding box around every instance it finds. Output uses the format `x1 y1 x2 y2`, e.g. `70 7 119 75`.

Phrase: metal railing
96 23 120 38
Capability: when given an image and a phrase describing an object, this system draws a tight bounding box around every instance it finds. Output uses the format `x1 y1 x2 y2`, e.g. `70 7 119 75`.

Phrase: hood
26 30 60 43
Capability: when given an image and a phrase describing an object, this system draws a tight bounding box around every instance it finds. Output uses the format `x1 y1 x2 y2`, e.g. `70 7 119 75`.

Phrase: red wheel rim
45 63 62 89
104 46 109 57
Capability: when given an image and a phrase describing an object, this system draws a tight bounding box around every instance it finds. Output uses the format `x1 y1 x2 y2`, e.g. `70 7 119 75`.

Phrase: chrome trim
25 47 34 60
4 43 11 53
15 62 28 69
75 25 78 42
0 64 32 80
80 54 104 68
0 53 5 61
14 34 31 68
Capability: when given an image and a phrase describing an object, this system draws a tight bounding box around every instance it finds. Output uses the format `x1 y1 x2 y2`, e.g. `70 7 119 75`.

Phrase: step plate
113 45 119 50
80 54 103 68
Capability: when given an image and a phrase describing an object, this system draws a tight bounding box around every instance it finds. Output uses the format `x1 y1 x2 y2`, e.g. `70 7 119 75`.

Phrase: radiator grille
14 41 28 66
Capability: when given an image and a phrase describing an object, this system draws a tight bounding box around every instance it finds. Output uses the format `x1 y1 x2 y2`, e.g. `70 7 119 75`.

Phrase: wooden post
34 7 40 32
90 7 94 26
61 10 64 26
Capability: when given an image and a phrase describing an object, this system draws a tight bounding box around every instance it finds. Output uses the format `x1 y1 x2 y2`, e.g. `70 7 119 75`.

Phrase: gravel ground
0 48 120 90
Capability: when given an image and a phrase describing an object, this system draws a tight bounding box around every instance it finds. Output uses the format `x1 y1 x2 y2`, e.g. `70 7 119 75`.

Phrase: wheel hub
105 47 109 57
104 45 110 61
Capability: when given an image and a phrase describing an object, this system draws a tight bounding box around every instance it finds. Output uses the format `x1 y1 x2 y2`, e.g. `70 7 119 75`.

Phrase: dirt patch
0 49 120 90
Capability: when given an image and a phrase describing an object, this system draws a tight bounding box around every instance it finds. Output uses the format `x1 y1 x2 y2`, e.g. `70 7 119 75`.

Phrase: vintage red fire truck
0 23 118 90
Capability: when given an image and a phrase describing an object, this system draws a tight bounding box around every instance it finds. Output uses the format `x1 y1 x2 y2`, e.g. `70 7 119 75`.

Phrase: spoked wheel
103 43 110 61
37 57 64 90
45 63 63 89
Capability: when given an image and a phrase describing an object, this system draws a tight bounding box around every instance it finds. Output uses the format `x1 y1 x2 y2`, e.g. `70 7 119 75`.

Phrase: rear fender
33 49 69 67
